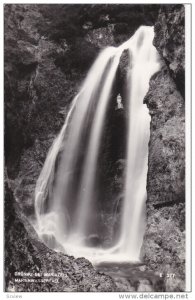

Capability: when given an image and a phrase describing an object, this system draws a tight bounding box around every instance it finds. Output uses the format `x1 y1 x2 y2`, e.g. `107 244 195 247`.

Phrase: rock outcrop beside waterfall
141 5 185 292
154 5 185 98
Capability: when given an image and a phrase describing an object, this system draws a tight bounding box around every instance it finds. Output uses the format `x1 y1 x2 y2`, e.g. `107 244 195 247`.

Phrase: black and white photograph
3 2 191 296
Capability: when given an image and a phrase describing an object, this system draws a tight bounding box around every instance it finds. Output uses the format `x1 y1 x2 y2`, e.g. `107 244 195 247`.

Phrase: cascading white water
72 51 122 239
117 27 160 260
35 46 117 242
34 26 160 264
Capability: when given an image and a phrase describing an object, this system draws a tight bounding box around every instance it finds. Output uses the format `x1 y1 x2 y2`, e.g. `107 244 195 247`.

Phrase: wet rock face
154 5 185 97
4 183 116 292
141 5 185 292
4 4 85 178
144 65 185 208
142 70 185 290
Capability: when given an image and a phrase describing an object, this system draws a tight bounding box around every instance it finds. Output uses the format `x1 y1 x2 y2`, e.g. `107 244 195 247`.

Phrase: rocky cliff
141 5 185 292
154 5 185 98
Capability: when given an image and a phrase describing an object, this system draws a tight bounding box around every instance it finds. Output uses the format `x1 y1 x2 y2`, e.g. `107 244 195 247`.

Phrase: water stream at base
34 26 160 264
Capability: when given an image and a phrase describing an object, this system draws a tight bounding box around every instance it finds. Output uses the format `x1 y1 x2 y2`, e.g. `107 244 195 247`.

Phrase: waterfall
72 51 123 239
34 26 160 263
117 27 160 260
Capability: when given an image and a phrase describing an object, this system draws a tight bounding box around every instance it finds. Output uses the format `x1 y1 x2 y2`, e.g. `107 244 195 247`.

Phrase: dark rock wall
4 4 85 178
141 5 185 292
154 5 185 98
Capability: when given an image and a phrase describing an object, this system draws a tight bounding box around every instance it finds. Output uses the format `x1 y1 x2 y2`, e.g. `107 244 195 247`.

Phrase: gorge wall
141 5 185 292
4 4 185 292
